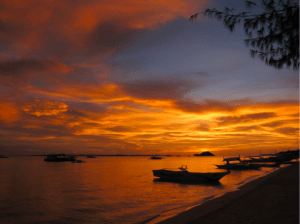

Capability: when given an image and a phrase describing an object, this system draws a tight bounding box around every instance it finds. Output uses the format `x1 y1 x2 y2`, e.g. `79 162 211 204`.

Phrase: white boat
152 165 230 182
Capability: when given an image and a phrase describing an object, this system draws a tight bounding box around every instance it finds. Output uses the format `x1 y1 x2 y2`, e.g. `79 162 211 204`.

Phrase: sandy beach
155 163 299 224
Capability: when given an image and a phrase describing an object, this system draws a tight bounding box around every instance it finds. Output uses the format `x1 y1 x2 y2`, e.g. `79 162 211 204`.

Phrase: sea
0 156 282 224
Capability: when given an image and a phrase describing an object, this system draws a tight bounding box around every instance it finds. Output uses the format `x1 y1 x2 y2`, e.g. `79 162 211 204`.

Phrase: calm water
0 156 280 224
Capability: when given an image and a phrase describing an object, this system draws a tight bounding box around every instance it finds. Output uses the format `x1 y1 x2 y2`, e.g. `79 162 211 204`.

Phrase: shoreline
149 163 299 224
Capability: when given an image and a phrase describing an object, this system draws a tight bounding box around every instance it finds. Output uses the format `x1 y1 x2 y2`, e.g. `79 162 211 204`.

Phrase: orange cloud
0 103 19 123
0 93 298 155
0 0 208 53
72 0 201 31
23 99 68 116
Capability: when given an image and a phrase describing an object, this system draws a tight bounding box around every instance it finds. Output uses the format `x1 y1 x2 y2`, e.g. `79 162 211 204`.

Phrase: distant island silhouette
193 151 215 156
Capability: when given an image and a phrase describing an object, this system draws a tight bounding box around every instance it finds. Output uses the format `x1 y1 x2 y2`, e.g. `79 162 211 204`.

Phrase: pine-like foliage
191 0 299 70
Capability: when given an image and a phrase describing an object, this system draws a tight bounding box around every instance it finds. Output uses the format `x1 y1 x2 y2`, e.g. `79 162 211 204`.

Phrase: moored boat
72 159 85 163
250 162 281 167
44 154 76 162
152 165 230 182
249 150 299 163
151 155 162 159
215 163 261 170
215 157 261 170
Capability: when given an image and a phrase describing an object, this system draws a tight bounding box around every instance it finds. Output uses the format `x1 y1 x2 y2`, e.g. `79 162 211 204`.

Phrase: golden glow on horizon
0 77 298 155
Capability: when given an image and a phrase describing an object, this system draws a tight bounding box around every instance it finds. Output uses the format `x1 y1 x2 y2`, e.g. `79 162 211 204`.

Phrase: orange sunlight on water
0 156 278 224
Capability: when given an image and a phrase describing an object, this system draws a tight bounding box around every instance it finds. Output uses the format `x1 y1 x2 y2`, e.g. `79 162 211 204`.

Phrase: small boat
215 157 261 170
152 165 230 182
0 155 8 158
72 159 85 163
86 155 97 158
249 154 280 163
44 154 76 162
249 150 299 163
151 155 162 159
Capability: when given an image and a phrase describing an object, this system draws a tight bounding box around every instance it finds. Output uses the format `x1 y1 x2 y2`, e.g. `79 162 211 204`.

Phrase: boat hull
152 169 230 182
246 162 281 167
44 158 76 162
44 154 76 162
215 163 261 170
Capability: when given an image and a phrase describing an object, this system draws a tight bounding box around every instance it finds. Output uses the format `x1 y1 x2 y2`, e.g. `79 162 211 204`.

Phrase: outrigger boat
152 165 230 182
215 157 261 170
72 159 85 163
151 155 162 159
248 150 299 163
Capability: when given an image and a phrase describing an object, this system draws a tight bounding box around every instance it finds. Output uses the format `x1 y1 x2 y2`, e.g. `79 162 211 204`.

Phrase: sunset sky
0 0 298 156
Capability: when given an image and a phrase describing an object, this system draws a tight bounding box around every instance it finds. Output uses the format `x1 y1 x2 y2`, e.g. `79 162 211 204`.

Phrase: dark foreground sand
156 163 299 224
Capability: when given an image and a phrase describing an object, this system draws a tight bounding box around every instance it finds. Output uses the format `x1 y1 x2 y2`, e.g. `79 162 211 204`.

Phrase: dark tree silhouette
191 0 299 70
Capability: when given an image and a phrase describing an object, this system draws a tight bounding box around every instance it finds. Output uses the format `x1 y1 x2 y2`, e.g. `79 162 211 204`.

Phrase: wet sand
156 163 299 224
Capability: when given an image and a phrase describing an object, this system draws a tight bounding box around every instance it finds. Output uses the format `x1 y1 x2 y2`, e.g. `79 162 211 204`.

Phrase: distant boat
193 151 215 156
250 154 293 163
86 155 97 158
241 157 281 167
153 165 230 182
72 159 85 163
150 155 162 159
44 154 76 162
215 157 261 170
249 154 279 163
0 155 8 158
